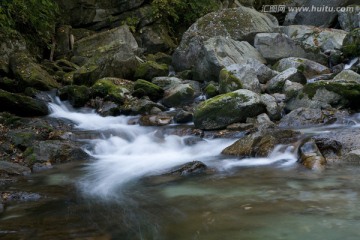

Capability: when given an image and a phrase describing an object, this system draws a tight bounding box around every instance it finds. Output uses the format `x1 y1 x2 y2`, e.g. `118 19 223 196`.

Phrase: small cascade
344 57 359 70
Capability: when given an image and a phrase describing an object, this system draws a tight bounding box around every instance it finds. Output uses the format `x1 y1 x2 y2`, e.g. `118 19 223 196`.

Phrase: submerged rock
194 89 266 130
168 161 207 176
298 140 326 171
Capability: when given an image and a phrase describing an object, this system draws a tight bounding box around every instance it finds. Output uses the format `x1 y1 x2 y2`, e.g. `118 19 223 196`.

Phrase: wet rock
9 52 60 90
0 161 31 176
226 123 254 131
281 25 347 51
133 79 164 101
194 37 265 82
266 68 306 94
222 129 299 157
58 85 91 108
344 150 360 165
172 6 276 72
273 57 331 79
162 83 195 108
0 89 49 117
254 33 328 65
338 5 360 31
194 89 266 130
139 115 172 126
1 191 41 202
91 78 133 104
168 161 207 176
174 110 193 124
298 140 326 171
123 97 166 115
314 137 342 161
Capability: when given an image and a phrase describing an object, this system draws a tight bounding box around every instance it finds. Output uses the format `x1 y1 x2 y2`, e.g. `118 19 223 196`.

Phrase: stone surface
338 5 360 31
298 140 326 171
172 6 276 72
194 37 266 82
255 33 328 65
342 28 360 58
133 79 164 101
273 57 331 79
162 84 195 108
266 68 306 94
260 94 282 120
194 89 266 130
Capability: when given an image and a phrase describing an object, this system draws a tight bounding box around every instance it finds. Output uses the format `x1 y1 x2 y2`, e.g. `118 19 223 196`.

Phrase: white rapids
48 99 298 198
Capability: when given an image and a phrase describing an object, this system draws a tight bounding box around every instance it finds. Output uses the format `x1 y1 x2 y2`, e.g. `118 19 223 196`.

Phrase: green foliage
151 0 220 29
0 0 58 47
121 17 140 33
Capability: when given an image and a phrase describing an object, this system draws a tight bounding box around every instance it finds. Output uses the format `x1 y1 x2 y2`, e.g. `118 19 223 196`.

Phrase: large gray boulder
254 33 328 65
72 26 140 84
281 25 348 51
273 57 331 79
194 89 266 130
194 37 266 82
172 6 276 72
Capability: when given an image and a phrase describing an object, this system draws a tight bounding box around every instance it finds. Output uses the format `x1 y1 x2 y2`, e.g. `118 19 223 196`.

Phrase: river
1 99 360 239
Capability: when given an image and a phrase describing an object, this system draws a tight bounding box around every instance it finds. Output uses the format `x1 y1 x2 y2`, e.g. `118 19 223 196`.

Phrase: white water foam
345 57 359 70
48 99 298 198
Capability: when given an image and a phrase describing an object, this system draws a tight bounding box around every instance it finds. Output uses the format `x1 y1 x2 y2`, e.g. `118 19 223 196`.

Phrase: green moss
297 65 305 73
133 79 164 101
134 61 169 81
92 79 132 104
342 28 360 58
303 80 360 107
219 69 243 94
204 83 219 98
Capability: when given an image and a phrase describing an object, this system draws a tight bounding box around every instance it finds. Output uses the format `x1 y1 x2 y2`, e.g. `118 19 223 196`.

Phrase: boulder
273 57 331 79
133 79 164 101
342 28 360 58
222 129 299 157
174 110 193 124
72 26 140 84
152 77 182 90
194 37 266 82
260 94 282 120
91 78 134 104
333 69 360 82
194 89 266 130
266 68 306 94
162 83 195 107
298 140 326 171
219 64 261 94
279 108 342 128
134 61 169 81
344 149 360 164
254 33 328 65
139 114 172 126
283 80 304 100
302 79 360 108
172 6 276 72
9 52 60 90
281 25 348 52
0 89 49 117
338 5 360 31
58 85 91 108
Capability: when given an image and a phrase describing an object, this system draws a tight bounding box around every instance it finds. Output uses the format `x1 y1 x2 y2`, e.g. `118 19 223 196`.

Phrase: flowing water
1 99 360 239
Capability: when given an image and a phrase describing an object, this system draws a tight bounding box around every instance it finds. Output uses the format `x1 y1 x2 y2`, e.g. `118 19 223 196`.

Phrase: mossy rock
219 69 243 94
342 28 360 58
9 52 60 91
145 52 172 65
162 84 195 107
134 61 169 81
91 78 134 104
204 83 219 98
58 85 91 108
303 79 360 108
0 89 48 116
133 79 164 101
194 89 266 130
